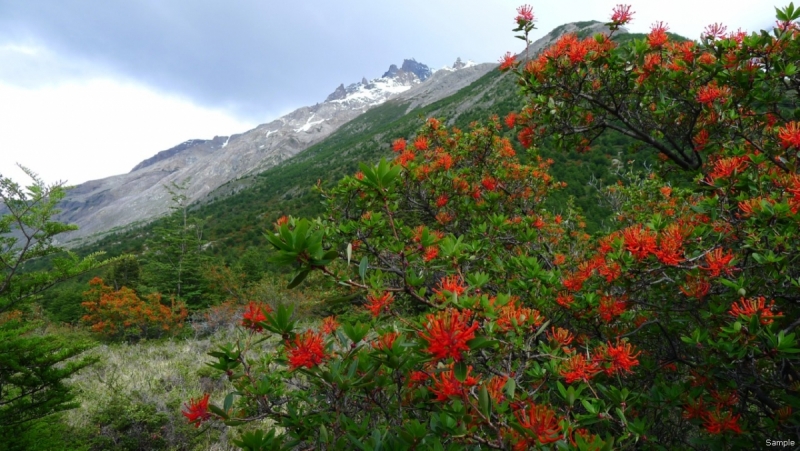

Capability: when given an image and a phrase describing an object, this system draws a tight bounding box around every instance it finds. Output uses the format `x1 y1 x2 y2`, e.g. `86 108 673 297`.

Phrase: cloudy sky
0 0 773 186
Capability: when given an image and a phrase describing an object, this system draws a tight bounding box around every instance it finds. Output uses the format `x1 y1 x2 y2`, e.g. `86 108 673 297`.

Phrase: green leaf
467 336 497 350
479 386 490 417
223 392 236 412
287 268 310 289
359 256 369 280
454 361 468 382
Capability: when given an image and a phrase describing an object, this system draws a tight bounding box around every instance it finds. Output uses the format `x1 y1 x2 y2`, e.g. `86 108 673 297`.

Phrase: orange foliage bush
81 277 187 340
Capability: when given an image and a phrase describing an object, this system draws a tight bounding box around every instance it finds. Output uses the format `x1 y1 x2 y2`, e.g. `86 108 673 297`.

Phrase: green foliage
141 180 210 308
0 166 107 313
0 319 97 444
193 5 800 450
0 167 111 441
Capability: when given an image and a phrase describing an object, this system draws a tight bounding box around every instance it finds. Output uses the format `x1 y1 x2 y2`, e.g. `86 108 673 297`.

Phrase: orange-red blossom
420 308 479 362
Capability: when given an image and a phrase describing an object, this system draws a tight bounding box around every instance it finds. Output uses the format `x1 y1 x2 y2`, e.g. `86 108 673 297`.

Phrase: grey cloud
0 1 515 123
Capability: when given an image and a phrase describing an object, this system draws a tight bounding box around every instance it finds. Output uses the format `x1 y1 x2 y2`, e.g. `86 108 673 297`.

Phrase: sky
0 0 774 186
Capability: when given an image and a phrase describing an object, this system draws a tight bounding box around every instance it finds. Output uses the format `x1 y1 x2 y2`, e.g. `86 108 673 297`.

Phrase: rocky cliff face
57 57 488 244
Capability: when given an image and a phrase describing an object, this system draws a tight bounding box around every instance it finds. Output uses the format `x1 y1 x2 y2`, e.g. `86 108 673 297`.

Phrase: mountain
66 21 636 254
57 58 493 244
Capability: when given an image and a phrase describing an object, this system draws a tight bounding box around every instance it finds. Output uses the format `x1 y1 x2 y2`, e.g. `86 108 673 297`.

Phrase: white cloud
0 78 255 186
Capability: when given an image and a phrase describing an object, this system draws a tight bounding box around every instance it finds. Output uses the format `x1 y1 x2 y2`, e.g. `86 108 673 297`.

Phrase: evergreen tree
0 166 104 444
142 180 208 308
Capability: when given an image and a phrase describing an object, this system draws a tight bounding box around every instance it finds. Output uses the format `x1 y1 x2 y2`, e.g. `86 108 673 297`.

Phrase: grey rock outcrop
56 57 475 244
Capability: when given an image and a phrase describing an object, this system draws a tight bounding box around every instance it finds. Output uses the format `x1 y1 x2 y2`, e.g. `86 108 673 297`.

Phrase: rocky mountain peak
382 59 432 82
325 83 348 102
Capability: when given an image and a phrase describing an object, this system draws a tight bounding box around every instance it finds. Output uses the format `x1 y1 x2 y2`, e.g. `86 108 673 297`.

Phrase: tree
191 4 800 450
142 180 208 308
0 166 106 443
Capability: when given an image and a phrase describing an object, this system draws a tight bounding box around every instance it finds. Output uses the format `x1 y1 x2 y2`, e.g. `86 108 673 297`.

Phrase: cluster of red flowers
701 248 735 277
285 330 327 370
420 308 479 361
729 296 783 325
515 4 534 23
560 354 601 384
648 21 670 48
365 291 395 317
511 402 563 448
374 331 399 352
622 225 658 259
429 364 479 401
320 315 339 335
597 340 641 375
241 301 270 332
433 275 466 301
494 298 544 332
778 121 800 149
182 393 212 428
610 4 634 27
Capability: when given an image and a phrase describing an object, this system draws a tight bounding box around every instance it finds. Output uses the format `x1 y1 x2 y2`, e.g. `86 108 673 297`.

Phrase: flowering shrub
189 4 800 450
81 277 187 341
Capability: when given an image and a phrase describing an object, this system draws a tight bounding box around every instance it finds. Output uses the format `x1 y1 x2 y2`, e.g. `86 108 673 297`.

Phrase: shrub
189 4 800 450
81 277 187 341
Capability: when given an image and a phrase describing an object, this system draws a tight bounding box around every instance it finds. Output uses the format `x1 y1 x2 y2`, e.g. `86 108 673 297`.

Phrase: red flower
374 331 399 351
560 353 601 384
515 4 534 23
693 129 710 151
610 4 634 26
499 52 517 71
365 292 394 317
600 339 640 375
481 176 498 191
707 156 748 182
182 393 212 428
518 127 534 148
485 375 509 403
495 300 543 332
435 194 448 208
622 225 657 259
512 402 563 448
434 275 466 299
683 398 707 420
696 83 730 106
703 22 728 40
598 296 627 323
778 121 800 149
597 261 622 282
420 308 479 361
701 248 735 277
414 136 429 151
729 296 783 325
703 408 742 434
680 275 711 300
391 138 407 152
396 149 416 166
321 316 339 335
655 224 685 266
423 246 439 262
241 301 268 331
648 21 669 48
505 112 518 129
407 370 430 387
556 292 574 308
435 153 453 170
286 330 327 370
429 364 479 401
547 326 574 352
